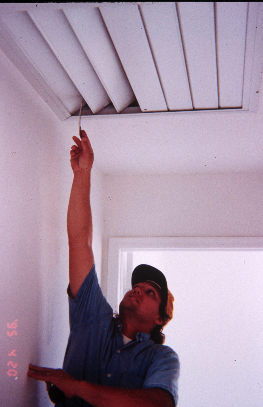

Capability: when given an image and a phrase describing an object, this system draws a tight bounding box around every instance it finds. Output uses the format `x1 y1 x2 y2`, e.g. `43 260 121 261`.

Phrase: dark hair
150 324 165 344
150 301 171 344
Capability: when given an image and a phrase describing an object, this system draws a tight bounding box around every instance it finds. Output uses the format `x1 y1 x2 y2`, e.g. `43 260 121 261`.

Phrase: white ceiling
70 104 263 175
1 2 263 175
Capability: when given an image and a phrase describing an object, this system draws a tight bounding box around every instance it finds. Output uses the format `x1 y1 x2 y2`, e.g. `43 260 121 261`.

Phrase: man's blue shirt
58 265 180 406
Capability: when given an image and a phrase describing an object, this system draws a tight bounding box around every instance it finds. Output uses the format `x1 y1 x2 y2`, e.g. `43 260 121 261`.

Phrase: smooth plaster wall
104 173 263 237
102 173 263 290
0 49 103 406
132 249 263 407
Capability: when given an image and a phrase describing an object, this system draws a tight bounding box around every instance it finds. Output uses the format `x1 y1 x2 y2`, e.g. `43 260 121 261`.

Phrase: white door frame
107 237 263 312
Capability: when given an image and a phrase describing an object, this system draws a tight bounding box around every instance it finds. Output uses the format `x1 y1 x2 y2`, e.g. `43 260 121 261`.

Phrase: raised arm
67 130 94 297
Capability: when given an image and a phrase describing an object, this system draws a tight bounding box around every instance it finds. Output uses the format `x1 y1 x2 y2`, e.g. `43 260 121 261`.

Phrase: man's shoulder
150 343 180 363
68 264 113 327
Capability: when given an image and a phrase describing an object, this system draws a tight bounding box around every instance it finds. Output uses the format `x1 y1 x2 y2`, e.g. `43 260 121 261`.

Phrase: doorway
107 237 263 407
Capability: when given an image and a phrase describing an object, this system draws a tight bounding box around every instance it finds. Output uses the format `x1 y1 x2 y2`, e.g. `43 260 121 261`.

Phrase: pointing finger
81 132 94 153
28 364 54 372
72 136 81 148
80 130 87 139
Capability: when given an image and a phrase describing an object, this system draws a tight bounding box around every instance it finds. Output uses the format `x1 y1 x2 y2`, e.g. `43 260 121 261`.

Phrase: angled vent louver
0 2 262 120
28 8 111 114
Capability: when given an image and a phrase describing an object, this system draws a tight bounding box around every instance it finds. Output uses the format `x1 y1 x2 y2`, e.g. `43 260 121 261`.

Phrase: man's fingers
80 130 92 147
80 129 87 139
73 131 93 153
71 130 94 172
70 146 80 154
28 369 48 381
28 364 52 372
70 146 81 159
28 365 63 383
72 136 81 148
81 133 94 156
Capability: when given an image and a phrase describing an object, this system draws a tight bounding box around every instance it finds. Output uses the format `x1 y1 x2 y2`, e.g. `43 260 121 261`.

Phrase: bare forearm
27 366 173 407
67 169 92 245
75 382 172 407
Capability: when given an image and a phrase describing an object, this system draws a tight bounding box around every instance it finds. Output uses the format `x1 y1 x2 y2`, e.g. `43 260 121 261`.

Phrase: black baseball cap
131 264 168 308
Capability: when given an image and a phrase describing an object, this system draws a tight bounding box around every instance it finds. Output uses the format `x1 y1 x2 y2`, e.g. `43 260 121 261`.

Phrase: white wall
103 173 263 237
102 173 263 291
0 49 104 406
132 249 263 407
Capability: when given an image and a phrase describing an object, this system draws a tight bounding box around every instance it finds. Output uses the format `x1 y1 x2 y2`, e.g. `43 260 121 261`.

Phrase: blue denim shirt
57 266 180 407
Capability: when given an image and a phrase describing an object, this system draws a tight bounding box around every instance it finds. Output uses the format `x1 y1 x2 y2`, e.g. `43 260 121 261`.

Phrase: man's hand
28 364 174 407
27 364 77 399
70 130 94 173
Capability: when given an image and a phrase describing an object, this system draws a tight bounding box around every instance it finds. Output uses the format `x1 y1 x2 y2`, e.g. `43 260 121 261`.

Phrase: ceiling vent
0 2 262 120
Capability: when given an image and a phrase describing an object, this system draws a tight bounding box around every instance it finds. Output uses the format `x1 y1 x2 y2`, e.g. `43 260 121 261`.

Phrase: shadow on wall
0 153 42 406
0 49 71 406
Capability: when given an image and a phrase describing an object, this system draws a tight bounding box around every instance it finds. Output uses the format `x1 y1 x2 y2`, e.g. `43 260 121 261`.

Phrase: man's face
119 282 163 327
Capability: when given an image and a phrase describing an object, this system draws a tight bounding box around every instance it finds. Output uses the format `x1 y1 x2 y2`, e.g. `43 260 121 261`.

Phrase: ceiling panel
0 11 81 115
177 2 218 109
242 2 263 112
0 2 261 119
0 19 70 120
29 8 110 114
100 3 167 112
64 4 135 113
140 2 193 110
216 2 248 108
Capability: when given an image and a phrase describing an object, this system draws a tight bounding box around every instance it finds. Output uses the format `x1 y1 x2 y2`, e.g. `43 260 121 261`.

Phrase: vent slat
29 8 110 114
1 11 81 115
63 4 134 113
242 3 262 111
0 3 261 118
216 2 248 108
140 3 192 111
177 2 218 109
0 20 70 120
100 3 167 112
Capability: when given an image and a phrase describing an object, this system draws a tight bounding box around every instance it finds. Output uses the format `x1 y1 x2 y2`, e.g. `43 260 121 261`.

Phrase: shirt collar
136 332 151 342
116 320 151 343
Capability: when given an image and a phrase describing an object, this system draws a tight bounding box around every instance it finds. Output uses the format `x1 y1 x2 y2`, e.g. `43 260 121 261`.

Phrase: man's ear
154 316 164 326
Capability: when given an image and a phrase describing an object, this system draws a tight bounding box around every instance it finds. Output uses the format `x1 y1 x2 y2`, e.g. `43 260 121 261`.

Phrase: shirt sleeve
143 346 180 406
67 265 113 329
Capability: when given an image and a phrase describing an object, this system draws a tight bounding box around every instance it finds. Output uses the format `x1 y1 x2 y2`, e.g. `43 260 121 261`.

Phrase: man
28 130 180 407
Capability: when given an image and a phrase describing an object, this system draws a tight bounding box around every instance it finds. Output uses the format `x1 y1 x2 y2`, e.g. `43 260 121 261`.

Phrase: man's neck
120 316 152 340
121 325 137 340
122 333 132 345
